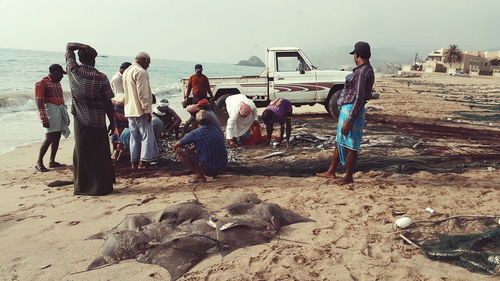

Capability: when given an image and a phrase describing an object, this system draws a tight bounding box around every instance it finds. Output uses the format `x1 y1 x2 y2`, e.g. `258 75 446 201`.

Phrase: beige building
423 48 500 74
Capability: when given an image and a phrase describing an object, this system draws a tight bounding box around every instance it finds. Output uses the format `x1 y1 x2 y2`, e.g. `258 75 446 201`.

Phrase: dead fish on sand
262 151 286 159
289 133 335 149
84 196 314 280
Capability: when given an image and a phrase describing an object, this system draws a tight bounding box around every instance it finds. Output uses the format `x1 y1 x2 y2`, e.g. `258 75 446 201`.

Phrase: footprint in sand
68 221 80 226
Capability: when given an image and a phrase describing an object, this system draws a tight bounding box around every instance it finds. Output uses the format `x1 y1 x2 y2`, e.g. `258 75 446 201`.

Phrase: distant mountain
309 46 414 74
236 56 265 67
485 47 500 52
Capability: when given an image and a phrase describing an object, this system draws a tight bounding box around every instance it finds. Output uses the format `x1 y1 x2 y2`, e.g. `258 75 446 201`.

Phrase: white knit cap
153 107 166 116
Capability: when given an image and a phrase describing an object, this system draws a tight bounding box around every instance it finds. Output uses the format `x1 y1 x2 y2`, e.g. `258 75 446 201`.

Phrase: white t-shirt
110 71 124 95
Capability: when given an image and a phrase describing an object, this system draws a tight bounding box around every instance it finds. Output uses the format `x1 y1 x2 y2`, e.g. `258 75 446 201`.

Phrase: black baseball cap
49 64 67 74
349 41 371 56
120 62 132 70
195 64 203 72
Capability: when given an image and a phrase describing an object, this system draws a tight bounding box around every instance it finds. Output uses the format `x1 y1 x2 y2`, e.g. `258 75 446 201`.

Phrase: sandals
188 178 206 184
35 164 48 172
49 162 65 168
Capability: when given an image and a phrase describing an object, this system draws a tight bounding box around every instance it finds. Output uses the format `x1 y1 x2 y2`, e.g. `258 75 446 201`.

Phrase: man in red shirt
184 64 214 106
35 64 68 172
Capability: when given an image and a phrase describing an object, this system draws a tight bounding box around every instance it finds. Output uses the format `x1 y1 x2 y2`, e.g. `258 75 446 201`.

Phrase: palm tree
443 44 463 71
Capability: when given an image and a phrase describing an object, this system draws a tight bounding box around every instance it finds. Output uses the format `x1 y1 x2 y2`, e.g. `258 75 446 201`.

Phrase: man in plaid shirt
35 64 68 172
174 110 227 183
66 42 115 196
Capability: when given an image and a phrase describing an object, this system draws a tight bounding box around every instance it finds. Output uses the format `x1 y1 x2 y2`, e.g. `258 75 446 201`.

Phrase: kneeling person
174 110 228 183
152 99 182 140
262 98 292 148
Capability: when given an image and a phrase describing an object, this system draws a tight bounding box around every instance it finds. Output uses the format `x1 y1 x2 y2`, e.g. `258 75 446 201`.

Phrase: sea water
0 48 262 155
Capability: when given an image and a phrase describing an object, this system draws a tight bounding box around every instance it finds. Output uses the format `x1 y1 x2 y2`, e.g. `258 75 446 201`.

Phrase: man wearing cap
173 110 228 183
197 99 221 128
66 42 115 195
34 64 70 172
317 41 374 185
123 52 159 169
262 98 293 148
152 99 182 141
224 93 259 147
181 99 221 137
184 64 213 106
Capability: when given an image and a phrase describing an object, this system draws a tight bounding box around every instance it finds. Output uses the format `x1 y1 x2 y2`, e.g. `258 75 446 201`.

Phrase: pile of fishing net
397 215 500 275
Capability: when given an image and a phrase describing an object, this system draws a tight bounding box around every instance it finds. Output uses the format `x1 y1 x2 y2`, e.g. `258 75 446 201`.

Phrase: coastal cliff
236 56 265 67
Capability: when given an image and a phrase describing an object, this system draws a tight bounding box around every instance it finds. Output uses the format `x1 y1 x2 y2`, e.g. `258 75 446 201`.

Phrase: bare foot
138 161 150 169
333 177 354 185
316 172 336 179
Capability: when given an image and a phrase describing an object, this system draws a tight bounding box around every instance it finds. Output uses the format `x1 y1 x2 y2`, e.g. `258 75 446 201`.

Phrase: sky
1 0 499 64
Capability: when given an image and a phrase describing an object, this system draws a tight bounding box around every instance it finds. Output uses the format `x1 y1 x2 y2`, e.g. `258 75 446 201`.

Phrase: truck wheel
327 89 342 118
214 93 232 125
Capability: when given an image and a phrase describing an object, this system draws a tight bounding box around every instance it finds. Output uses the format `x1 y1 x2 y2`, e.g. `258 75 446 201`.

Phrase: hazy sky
1 0 499 63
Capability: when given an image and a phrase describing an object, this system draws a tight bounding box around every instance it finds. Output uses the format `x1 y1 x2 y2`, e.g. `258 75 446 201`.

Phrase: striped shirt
66 52 114 128
112 99 128 130
35 76 65 124
337 63 374 120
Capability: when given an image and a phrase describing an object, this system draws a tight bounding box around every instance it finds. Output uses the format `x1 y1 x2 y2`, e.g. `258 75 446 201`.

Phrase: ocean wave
0 83 182 114
0 91 72 113
152 83 182 99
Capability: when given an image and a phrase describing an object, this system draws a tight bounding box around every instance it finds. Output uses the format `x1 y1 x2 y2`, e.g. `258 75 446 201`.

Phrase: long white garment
110 71 124 95
225 94 258 139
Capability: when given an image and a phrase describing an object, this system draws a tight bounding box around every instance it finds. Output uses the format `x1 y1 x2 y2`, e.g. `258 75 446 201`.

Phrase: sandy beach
1 74 499 281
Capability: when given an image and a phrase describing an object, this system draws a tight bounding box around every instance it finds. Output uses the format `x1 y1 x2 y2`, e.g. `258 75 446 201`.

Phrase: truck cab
266 47 349 106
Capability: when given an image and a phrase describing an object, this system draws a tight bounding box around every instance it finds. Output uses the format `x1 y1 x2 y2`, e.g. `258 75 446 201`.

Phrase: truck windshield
276 52 311 72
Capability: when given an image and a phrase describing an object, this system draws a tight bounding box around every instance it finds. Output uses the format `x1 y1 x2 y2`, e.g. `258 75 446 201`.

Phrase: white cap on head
153 107 166 116
159 99 169 107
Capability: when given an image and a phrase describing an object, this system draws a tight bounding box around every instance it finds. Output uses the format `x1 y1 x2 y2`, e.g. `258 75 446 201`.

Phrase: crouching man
173 110 228 183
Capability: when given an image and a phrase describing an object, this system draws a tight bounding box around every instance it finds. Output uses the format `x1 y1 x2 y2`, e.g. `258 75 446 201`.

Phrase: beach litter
262 151 285 159
425 207 435 214
394 217 412 228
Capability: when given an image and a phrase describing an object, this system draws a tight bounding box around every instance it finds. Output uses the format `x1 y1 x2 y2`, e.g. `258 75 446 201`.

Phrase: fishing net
398 216 500 275
420 227 500 275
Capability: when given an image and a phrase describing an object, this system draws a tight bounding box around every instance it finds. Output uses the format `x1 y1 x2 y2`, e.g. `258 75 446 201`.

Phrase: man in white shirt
123 52 158 169
110 62 131 95
225 93 259 147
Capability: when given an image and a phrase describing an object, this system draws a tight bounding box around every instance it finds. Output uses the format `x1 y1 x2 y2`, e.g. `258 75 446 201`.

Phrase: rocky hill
236 56 265 67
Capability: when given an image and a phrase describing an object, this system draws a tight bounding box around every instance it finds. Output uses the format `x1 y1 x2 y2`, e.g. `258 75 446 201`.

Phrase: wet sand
0 73 499 280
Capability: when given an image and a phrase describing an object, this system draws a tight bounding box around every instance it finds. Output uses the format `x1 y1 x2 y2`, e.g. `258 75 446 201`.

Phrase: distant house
423 48 500 75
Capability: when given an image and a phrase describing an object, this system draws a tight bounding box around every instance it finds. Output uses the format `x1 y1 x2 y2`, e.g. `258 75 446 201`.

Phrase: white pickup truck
181 47 358 118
